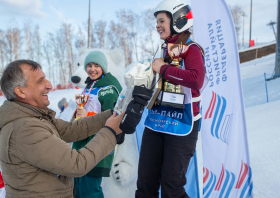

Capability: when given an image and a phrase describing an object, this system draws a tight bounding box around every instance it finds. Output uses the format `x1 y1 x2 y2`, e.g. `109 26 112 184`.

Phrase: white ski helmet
154 0 193 34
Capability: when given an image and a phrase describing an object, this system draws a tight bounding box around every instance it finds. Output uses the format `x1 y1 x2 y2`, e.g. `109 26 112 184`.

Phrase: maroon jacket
160 34 205 116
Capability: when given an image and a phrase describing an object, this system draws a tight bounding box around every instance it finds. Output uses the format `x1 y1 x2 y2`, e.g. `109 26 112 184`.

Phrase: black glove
116 132 125 144
120 85 153 134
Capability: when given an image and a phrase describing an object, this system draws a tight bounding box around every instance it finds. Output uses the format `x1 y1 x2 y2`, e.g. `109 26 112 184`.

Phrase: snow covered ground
241 53 280 107
237 53 280 197
239 52 275 80
0 53 279 197
245 100 280 197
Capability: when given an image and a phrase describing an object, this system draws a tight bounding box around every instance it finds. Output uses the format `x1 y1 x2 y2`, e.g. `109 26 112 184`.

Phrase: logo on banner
236 161 253 198
203 162 253 198
204 166 235 198
214 164 236 198
203 167 217 197
204 91 232 144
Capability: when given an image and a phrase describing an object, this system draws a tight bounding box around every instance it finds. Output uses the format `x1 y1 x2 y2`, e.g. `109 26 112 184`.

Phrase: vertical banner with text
192 0 253 197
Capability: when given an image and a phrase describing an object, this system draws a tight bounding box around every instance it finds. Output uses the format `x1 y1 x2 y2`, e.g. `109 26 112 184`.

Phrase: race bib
145 104 193 136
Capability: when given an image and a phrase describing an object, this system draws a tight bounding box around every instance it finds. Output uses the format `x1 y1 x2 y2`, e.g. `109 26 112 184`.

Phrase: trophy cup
75 94 89 120
164 43 189 93
158 43 189 109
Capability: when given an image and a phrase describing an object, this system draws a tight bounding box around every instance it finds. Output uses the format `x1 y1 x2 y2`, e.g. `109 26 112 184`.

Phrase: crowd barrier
242 73 280 108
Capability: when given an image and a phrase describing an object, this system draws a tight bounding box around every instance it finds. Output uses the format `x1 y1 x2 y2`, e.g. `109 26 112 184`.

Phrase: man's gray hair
0 60 42 101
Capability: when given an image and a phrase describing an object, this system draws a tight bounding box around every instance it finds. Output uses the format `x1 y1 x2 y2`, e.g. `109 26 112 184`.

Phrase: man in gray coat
0 60 124 198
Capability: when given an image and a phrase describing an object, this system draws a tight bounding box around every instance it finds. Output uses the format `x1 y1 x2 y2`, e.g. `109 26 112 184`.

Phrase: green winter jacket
72 72 122 177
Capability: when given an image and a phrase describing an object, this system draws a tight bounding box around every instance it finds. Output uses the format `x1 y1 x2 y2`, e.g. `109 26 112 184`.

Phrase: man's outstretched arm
54 110 112 143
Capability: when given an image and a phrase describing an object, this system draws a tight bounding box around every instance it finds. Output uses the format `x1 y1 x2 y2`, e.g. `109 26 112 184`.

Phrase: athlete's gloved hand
120 85 153 134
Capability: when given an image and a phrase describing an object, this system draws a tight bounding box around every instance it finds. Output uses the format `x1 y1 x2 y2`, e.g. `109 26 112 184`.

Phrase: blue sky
0 0 158 38
0 0 277 44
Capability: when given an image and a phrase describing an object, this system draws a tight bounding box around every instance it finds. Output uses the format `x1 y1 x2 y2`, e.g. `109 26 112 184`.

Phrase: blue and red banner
192 0 253 197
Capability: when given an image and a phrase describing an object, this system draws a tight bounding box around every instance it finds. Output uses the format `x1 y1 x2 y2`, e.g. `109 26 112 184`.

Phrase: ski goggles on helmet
173 5 193 30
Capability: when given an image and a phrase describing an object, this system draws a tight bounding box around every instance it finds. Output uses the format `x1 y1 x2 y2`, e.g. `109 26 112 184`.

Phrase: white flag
192 0 253 197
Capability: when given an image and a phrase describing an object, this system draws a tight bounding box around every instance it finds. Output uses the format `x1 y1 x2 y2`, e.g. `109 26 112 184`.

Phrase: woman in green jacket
73 51 122 198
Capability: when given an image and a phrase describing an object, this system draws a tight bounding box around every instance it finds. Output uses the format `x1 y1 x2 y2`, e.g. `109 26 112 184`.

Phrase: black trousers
135 120 199 198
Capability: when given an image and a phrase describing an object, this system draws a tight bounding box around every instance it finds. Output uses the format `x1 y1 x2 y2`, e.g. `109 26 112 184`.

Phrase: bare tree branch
229 5 243 48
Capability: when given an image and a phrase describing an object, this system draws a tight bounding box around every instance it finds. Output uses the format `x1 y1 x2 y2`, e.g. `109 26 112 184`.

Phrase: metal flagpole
249 0 253 44
242 12 246 48
274 0 280 77
87 0 91 48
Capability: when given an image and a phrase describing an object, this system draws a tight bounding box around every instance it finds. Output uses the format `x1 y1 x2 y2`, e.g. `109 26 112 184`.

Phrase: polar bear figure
71 48 125 88
102 133 139 198
71 48 139 198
